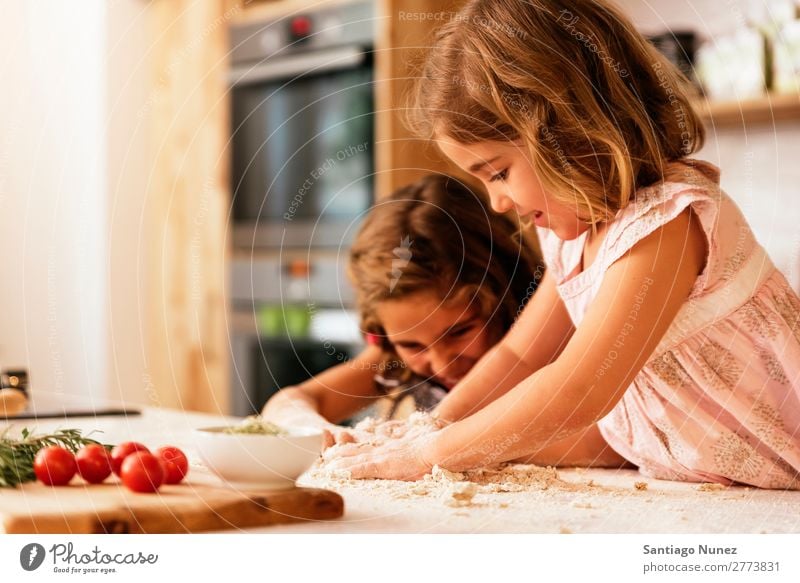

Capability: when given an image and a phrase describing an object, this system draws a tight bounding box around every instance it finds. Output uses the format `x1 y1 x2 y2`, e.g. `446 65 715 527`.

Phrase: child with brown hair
262 174 625 466
328 0 800 489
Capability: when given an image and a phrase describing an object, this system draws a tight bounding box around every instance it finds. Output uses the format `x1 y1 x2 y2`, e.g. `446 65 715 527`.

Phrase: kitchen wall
624 0 800 291
0 2 108 409
0 0 153 409
1 0 796 412
106 0 154 408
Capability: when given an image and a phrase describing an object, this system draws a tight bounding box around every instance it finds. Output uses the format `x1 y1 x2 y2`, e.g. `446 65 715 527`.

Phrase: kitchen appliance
227 2 374 416
648 30 698 83
229 0 375 249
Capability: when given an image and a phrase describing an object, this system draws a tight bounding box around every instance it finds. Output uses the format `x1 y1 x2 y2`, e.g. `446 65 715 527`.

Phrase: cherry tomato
75 444 113 484
110 441 150 476
34 446 77 486
120 452 164 493
155 446 189 484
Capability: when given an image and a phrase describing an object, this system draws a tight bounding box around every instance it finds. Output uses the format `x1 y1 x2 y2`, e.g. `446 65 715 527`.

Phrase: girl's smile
437 137 590 240
375 291 495 390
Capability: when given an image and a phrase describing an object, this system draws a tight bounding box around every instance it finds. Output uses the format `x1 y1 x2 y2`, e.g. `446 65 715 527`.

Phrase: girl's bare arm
428 208 706 470
433 267 575 422
261 345 384 428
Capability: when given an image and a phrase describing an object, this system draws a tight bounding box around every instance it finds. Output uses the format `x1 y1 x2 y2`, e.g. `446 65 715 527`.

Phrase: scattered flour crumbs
307 462 582 508
309 413 609 509
308 414 739 510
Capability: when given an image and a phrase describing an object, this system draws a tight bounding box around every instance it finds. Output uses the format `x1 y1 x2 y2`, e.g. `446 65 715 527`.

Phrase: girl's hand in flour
324 433 437 481
322 419 410 450
321 425 359 450
372 419 411 440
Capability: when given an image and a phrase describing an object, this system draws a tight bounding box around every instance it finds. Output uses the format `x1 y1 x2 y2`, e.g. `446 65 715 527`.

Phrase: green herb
222 417 287 436
0 427 110 488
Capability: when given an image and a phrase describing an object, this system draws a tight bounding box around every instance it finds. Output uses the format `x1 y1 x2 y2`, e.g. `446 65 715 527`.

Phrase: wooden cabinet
144 0 235 413
694 93 800 126
374 0 470 198
140 0 482 413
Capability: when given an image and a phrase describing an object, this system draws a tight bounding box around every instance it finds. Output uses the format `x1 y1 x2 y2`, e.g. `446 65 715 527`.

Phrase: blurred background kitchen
0 0 798 417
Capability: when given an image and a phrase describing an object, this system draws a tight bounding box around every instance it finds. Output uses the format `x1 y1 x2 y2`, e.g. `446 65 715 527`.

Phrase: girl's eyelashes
395 341 424 352
447 324 474 338
489 168 509 183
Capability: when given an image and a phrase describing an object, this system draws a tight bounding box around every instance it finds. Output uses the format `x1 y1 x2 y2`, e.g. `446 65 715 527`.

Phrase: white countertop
4 407 799 534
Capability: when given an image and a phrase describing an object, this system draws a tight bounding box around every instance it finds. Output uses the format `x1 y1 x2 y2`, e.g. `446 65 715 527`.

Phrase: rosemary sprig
0 427 111 488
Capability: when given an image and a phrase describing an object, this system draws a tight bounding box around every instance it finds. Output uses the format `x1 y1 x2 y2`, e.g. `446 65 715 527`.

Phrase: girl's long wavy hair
349 174 542 376
408 0 705 224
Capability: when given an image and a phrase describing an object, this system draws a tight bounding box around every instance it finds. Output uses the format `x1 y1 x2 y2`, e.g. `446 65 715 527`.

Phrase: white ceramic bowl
193 426 323 489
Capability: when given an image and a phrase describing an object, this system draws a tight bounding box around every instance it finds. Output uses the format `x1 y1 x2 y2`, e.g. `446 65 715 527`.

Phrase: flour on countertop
697 482 727 492
299 417 799 533
443 479 478 507
311 413 607 508
306 461 578 508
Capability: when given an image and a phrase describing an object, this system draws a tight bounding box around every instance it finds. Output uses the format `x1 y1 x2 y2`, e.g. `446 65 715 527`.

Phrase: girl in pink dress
327 0 800 489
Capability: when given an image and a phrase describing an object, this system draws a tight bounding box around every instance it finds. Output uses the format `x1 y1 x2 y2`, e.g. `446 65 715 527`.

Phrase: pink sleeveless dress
537 158 800 489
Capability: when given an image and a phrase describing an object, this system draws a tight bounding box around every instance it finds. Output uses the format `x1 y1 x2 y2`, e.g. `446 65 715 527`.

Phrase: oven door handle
228 45 366 87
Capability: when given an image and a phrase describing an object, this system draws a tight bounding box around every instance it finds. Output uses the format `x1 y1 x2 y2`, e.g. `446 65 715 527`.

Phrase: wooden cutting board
0 477 344 534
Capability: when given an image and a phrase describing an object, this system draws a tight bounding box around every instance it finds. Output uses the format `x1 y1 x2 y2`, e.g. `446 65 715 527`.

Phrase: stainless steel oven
229 0 375 249
227 2 374 415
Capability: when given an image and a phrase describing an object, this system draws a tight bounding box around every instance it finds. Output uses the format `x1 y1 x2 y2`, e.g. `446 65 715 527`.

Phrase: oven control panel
231 1 374 65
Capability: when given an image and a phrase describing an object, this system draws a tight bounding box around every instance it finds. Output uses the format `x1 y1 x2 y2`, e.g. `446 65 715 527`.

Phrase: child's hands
321 426 359 450
321 421 403 450
323 432 437 481
371 419 412 439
